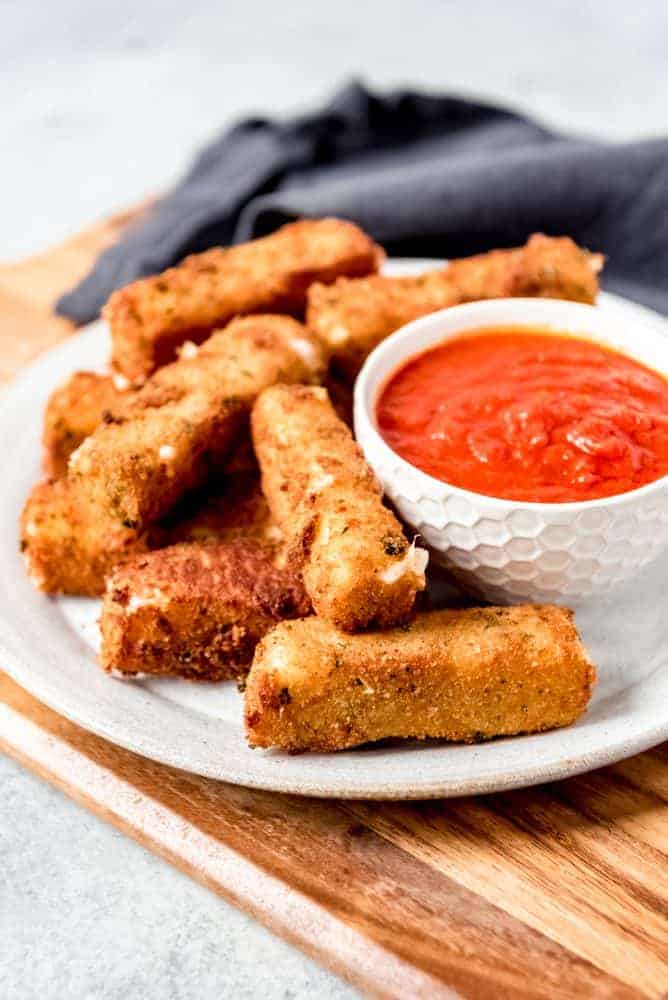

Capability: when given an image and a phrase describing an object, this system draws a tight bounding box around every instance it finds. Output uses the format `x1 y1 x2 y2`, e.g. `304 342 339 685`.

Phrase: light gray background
1 2 666 998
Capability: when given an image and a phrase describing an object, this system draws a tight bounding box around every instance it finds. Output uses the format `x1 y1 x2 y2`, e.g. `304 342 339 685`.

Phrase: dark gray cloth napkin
57 81 668 324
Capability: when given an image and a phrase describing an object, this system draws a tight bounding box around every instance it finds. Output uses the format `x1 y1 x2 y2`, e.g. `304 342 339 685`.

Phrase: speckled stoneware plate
1 260 667 799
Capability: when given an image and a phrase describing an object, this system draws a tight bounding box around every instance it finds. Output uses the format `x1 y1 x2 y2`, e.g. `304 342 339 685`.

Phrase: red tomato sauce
376 327 668 503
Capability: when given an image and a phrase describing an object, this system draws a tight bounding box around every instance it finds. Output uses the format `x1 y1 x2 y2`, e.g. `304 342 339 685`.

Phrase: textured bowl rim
354 297 668 513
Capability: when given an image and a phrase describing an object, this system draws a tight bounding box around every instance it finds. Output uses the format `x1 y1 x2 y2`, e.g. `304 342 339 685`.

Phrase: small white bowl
354 298 668 605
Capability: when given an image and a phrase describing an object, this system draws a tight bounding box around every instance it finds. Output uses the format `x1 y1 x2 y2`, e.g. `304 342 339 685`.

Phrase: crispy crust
42 372 258 481
100 541 311 681
245 606 596 751
446 233 603 302
307 233 605 377
42 371 130 478
105 218 383 382
20 479 147 596
251 384 427 631
68 315 326 532
20 471 279 598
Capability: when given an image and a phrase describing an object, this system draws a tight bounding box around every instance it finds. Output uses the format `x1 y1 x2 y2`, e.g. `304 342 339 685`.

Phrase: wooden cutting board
1 216 667 1000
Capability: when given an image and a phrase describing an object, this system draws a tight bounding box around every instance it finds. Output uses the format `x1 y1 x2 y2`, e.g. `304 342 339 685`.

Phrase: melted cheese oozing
179 340 199 360
69 436 95 474
307 462 335 495
127 588 168 612
288 337 320 371
379 541 429 585
327 324 349 346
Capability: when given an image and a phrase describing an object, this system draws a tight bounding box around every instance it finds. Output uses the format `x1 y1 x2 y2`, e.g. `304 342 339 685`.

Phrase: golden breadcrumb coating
42 371 131 478
307 233 605 377
20 470 278 598
245 606 596 751
100 541 311 681
252 384 427 631
20 479 146 596
105 218 383 382
308 272 459 379
68 315 326 532
43 370 258 481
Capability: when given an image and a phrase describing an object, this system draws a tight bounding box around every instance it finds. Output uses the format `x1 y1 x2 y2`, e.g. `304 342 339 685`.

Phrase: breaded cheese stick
245 606 596 751
252 385 427 630
105 218 383 382
42 366 256 481
20 479 146 596
100 541 311 681
68 316 326 532
307 234 605 377
42 371 131 478
20 472 278 598
308 271 460 379
446 233 603 302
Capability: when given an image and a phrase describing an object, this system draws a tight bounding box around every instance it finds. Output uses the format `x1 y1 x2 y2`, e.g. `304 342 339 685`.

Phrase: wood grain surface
1 217 667 1000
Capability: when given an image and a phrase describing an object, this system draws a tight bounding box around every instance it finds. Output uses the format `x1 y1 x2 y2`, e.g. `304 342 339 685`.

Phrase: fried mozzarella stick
42 372 258 481
20 472 278 598
68 316 326 532
100 541 311 681
105 218 383 382
307 234 604 377
42 371 131 478
245 606 595 751
20 479 146 596
252 385 427 630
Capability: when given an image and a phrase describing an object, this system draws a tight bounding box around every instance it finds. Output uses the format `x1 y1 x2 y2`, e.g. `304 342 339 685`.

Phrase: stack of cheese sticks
21 219 598 752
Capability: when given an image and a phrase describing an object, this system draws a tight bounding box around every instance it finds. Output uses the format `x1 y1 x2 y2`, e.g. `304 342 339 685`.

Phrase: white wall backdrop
3 0 667 260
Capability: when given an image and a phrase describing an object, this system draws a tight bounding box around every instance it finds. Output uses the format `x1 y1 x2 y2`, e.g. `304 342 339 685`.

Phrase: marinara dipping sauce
376 327 668 503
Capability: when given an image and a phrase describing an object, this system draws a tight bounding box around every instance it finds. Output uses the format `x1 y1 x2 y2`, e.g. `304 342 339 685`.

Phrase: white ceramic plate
1 260 667 799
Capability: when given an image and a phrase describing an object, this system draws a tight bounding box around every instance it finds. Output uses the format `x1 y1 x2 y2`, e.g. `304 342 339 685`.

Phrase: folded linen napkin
57 80 668 323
